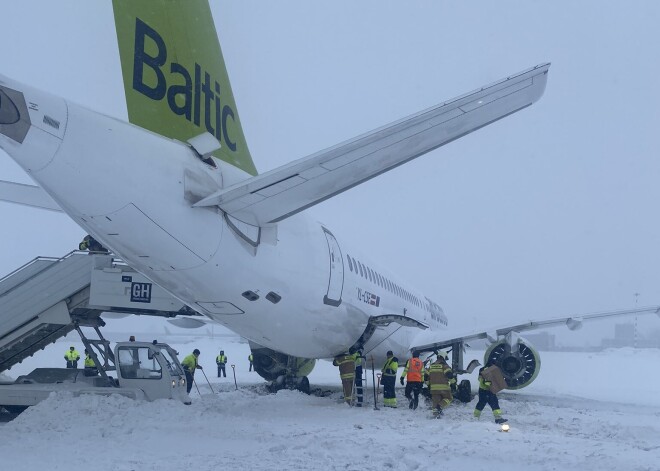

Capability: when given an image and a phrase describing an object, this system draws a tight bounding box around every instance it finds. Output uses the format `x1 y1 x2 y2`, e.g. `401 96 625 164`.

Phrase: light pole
634 292 640 349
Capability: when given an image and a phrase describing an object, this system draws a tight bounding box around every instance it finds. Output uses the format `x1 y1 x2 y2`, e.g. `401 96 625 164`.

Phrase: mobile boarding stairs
0 250 199 375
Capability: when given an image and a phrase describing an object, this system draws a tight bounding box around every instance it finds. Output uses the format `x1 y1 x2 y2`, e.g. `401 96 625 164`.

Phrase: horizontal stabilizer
0 180 62 212
194 63 550 225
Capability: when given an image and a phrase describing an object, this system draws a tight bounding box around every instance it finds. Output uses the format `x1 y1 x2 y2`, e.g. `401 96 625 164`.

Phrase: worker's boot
495 417 508 424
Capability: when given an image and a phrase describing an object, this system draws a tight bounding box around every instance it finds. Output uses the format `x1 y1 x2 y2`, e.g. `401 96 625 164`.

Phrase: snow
2 331 659 471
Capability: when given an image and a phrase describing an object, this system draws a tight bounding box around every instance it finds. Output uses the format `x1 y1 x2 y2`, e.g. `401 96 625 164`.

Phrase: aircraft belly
141 215 365 358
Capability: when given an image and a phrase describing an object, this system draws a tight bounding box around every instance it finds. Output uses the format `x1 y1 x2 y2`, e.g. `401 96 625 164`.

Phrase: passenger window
358 262 364 278
347 255 353 272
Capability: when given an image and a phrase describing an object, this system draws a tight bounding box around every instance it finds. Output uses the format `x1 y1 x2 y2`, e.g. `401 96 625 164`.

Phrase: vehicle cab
115 341 190 404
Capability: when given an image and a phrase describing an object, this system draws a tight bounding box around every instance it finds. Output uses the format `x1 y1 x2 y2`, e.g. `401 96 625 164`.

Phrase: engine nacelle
484 336 541 390
250 346 316 383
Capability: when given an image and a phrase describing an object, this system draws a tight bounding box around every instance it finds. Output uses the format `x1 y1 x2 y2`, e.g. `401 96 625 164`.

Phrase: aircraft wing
0 180 63 212
410 305 660 353
194 63 551 225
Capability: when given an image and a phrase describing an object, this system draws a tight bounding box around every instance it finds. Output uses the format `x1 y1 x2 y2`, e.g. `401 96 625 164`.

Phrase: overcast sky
1 2 660 340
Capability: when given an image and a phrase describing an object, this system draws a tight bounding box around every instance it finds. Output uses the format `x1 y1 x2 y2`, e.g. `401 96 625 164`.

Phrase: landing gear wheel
296 376 310 395
456 379 472 403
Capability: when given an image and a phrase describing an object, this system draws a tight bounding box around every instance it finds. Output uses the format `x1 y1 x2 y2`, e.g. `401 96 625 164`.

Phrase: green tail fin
112 0 257 175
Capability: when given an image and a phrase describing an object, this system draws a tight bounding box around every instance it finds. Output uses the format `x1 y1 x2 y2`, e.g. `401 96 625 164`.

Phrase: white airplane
0 1 655 393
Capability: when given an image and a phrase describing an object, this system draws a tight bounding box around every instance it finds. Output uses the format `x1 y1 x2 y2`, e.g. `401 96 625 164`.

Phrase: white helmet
437 350 449 361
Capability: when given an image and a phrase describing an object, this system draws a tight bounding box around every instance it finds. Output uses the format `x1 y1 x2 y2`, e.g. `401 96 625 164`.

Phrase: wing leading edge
409 305 660 354
195 63 551 225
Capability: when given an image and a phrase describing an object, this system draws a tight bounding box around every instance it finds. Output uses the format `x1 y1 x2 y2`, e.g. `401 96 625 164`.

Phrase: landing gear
267 375 311 395
295 376 310 395
455 379 472 403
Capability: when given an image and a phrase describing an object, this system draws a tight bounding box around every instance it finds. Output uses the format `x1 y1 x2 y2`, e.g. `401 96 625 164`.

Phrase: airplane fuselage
0 77 445 363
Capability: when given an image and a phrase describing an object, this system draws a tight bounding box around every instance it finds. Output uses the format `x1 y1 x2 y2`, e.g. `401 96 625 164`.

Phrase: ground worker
354 348 364 407
83 349 98 376
428 350 453 418
400 350 424 409
78 234 108 253
216 350 227 378
381 350 398 408
64 346 80 368
181 349 203 394
248 353 254 372
474 362 507 424
333 350 357 405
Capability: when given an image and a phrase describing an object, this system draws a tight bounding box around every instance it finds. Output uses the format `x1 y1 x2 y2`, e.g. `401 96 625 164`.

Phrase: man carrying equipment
474 361 507 424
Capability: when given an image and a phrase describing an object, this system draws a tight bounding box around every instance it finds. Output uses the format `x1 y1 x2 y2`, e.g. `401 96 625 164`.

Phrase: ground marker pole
371 356 380 410
193 377 201 396
231 364 238 390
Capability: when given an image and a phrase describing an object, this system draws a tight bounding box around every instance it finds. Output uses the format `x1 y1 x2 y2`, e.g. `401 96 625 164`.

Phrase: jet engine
484 332 541 390
250 345 316 394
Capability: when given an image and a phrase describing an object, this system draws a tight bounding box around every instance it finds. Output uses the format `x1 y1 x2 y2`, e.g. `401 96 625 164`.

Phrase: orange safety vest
406 358 424 382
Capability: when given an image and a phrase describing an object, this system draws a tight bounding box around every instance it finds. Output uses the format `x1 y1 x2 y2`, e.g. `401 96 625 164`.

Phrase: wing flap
0 180 62 212
194 63 550 225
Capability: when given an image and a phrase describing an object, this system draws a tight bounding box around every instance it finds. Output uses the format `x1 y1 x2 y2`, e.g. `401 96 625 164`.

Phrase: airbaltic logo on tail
132 18 237 152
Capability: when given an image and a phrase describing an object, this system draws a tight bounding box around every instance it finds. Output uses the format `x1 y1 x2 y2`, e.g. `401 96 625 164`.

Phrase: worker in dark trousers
248 353 254 372
474 362 507 423
381 350 398 408
354 348 364 407
181 349 202 394
333 351 356 405
400 351 424 410
216 350 227 377
64 346 80 368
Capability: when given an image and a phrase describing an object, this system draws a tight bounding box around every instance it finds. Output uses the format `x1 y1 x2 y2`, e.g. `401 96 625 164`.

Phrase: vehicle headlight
172 380 176 388
179 377 185 386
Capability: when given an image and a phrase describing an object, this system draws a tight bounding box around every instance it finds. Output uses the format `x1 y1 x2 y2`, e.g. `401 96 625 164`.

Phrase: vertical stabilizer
112 0 257 175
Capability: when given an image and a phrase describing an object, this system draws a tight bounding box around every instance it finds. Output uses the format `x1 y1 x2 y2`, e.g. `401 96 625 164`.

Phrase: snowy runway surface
2 335 659 470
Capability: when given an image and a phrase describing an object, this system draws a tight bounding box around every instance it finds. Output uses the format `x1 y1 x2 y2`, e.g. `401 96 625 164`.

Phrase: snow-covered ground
1 329 659 471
